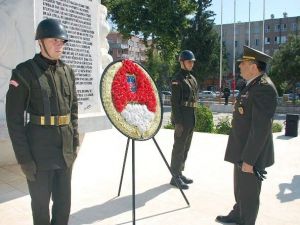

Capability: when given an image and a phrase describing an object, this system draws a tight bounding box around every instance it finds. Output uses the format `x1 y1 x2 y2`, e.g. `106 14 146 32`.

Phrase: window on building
281 36 287 43
275 36 287 44
265 25 271 33
291 23 297 31
255 39 259 46
235 40 238 47
275 24 281 31
282 24 287 31
265 37 270 45
245 40 249 46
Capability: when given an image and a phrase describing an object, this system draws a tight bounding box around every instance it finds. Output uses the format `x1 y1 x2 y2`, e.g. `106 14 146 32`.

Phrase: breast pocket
29 81 52 110
63 85 71 97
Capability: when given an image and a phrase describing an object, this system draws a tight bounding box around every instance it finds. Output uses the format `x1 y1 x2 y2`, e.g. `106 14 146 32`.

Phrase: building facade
107 31 147 63
215 15 300 72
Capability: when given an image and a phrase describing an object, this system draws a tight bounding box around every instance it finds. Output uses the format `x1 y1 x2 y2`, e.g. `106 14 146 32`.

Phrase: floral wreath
100 59 162 140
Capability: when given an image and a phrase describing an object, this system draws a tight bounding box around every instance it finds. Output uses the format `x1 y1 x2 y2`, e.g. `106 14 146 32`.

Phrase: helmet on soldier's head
35 18 68 42
179 50 196 61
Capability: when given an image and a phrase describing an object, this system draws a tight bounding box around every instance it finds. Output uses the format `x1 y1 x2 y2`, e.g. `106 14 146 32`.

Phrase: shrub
163 104 214 133
194 105 214 133
272 122 283 133
164 122 174 129
215 116 232 135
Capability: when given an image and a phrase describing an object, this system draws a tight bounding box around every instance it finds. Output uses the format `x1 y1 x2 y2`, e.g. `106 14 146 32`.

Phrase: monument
0 0 112 165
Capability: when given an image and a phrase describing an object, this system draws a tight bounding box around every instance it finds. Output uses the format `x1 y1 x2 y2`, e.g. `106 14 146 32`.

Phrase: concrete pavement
0 125 299 225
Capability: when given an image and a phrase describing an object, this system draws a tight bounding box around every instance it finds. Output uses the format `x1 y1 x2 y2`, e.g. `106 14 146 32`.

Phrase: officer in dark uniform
6 18 79 225
216 46 278 225
170 50 198 190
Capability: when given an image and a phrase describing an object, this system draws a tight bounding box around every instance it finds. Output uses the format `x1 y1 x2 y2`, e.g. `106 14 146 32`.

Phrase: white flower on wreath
121 103 155 133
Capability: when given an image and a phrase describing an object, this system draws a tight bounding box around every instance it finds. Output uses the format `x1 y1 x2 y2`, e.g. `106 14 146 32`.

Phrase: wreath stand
117 136 190 225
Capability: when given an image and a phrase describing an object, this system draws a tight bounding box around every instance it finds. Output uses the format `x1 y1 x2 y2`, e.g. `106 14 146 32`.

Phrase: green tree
181 0 224 87
270 35 300 97
144 50 176 91
102 0 198 62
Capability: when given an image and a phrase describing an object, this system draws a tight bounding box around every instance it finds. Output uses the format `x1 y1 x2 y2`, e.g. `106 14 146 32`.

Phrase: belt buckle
40 116 45 125
50 116 55 126
59 115 69 125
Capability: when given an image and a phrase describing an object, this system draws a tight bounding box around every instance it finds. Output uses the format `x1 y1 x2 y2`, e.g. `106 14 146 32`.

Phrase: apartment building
215 15 300 71
107 31 147 63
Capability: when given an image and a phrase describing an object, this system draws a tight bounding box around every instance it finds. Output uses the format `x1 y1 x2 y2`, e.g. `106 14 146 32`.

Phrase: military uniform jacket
6 54 79 169
224 74 278 169
171 69 198 127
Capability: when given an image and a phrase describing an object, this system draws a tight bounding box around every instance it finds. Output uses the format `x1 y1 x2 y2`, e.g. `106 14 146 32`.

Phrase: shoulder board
259 76 269 85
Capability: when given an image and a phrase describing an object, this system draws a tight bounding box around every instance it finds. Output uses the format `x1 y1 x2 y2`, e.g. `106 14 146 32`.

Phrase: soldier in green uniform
216 46 278 225
170 50 198 190
6 18 79 225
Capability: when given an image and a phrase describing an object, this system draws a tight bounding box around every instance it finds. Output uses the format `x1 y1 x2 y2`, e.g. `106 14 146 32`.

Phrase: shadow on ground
276 175 300 203
70 183 188 224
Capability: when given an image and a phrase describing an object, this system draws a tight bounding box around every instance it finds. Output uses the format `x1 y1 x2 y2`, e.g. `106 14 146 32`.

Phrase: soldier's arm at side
241 85 277 166
171 80 183 124
5 69 33 164
70 68 79 151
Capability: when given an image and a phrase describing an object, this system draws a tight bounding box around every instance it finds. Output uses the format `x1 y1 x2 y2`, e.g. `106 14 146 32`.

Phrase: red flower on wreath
111 59 157 113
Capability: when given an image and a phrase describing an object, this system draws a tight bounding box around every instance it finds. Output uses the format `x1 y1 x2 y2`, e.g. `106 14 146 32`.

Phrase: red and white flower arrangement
100 59 162 140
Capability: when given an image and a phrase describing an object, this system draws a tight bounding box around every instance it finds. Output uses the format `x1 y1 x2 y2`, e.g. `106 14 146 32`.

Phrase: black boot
180 174 193 184
170 176 189 189
215 215 239 224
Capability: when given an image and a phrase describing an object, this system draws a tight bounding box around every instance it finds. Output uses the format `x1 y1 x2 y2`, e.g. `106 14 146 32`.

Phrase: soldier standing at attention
170 50 198 190
6 18 79 225
216 46 278 225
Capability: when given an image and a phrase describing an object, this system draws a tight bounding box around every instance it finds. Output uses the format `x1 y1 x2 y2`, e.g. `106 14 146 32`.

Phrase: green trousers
170 125 194 176
227 165 262 225
27 167 72 225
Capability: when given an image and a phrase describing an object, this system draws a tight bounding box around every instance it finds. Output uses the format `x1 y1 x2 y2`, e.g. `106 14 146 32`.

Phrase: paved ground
0 118 299 225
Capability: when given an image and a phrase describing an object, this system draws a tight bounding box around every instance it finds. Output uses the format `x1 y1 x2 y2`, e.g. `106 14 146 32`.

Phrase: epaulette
259 76 269 85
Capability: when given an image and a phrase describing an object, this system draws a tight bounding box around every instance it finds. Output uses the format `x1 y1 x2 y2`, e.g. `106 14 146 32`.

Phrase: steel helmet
35 18 68 42
179 50 196 61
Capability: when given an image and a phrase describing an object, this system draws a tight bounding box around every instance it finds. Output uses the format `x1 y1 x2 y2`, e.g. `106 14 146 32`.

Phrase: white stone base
78 112 112 133
0 114 112 166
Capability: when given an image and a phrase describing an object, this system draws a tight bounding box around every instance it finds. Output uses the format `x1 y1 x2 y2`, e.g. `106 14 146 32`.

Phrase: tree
270 35 300 96
102 0 197 62
144 49 176 91
181 0 226 88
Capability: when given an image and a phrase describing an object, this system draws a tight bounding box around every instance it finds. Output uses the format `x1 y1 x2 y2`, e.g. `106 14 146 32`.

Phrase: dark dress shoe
180 174 193 184
215 215 237 223
170 176 189 189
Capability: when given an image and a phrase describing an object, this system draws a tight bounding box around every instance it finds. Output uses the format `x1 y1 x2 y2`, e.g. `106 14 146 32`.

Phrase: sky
208 0 300 25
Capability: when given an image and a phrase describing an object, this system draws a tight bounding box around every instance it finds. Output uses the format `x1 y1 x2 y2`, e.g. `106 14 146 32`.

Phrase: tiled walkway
0 128 299 225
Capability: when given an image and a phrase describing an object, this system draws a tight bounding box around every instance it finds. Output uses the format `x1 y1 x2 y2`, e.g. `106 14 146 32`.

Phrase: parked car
161 90 172 96
288 93 299 100
199 90 217 99
230 90 240 97
215 91 221 96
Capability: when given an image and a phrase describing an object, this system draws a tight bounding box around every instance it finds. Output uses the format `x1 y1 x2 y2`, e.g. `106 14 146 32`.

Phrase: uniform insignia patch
238 107 244 115
9 80 19 87
260 77 268 84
